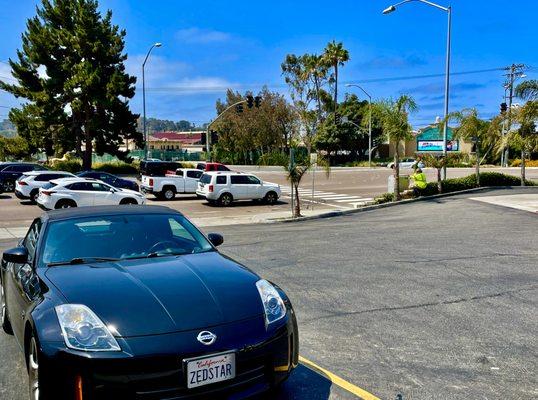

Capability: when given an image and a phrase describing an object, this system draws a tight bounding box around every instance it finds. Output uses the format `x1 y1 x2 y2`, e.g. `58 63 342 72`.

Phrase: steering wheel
148 240 181 254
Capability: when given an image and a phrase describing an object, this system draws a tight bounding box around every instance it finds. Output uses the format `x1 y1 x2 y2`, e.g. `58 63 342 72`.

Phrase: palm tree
375 95 418 201
302 54 329 123
452 108 490 186
322 41 350 114
515 80 538 100
496 101 538 185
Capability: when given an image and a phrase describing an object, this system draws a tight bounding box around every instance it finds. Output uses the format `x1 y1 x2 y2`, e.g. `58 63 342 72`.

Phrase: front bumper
38 312 298 399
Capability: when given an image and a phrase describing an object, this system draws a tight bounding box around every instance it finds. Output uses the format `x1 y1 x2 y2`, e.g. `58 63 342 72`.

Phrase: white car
141 168 203 200
388 158 425 169
36 177 146 210
15 170 75 203
196 172 281 206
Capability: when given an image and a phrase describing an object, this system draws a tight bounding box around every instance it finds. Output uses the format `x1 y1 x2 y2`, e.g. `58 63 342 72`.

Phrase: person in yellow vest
410 168 427 196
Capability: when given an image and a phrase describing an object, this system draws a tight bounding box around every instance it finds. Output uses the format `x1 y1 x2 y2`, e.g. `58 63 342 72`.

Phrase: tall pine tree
0 0 142 168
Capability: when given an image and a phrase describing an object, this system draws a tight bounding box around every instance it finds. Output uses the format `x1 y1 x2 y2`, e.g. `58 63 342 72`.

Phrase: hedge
374 172 536 204
49 160 139 175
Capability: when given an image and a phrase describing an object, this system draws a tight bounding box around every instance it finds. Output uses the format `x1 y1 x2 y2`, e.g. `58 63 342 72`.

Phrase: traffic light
211 130 218 144
235 104 244 113
254 96 262 108
500 102 507 114
201 132 207 145
246 95 254 109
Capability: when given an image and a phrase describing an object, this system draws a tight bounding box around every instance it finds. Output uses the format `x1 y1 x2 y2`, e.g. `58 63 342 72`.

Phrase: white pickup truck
141 168 204 200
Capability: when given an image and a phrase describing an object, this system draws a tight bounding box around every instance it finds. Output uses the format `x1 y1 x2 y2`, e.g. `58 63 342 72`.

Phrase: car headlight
55 304 121 352
256 279 286 326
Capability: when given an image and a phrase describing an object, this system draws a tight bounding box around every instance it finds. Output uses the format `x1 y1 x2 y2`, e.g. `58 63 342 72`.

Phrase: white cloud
125 54 190 87
175 28 231 44
0 63 15 83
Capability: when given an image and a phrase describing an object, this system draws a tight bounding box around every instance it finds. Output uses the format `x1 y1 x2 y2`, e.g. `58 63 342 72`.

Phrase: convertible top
43 205 181 222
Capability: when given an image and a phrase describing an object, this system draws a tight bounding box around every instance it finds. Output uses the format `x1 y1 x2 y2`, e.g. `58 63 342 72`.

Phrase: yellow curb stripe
299 356 380 400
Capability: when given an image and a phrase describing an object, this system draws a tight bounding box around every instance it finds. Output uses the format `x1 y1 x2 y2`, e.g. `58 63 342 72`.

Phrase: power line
136 67 509 92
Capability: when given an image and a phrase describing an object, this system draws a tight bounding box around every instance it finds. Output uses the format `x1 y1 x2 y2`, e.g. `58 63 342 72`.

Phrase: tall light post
142 42 162 160
346 84 373 167
383 0 451 179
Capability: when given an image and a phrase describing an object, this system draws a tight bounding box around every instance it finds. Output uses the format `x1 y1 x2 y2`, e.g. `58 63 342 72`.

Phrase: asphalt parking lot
1 187 537 399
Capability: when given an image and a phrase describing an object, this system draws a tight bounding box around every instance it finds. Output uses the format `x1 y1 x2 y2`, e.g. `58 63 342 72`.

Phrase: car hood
263 181 280 188
45 252 263 337
120 188 143 195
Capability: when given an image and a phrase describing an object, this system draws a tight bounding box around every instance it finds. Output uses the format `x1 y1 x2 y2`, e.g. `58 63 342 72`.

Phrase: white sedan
36 177 146 210
388 158 425 169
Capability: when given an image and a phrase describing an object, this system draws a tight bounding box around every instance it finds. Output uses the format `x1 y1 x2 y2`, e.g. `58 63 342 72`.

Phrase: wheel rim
267 193 276 203
29 338 39 400
165 190 174 199
60 203 71 209
222 195 231 206
0 285 6 325
5 181 14 191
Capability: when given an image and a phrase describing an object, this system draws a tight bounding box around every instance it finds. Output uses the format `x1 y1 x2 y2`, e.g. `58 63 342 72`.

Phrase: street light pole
142 42 162 160
346 84 373 167
383 0 451 179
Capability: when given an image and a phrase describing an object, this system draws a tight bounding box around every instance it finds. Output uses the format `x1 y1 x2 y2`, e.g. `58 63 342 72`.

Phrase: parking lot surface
1 187 537 399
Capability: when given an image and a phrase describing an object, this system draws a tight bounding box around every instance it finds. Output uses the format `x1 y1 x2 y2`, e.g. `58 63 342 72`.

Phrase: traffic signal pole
205 99 247 161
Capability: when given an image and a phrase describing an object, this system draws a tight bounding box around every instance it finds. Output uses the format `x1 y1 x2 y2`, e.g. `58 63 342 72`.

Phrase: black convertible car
0 206 298 399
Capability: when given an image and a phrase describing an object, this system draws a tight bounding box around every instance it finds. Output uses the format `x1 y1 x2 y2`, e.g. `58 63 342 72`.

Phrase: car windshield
40 213 214 266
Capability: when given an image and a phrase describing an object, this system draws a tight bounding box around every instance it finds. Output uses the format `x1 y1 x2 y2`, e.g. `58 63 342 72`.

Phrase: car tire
264 191 278 205
27 335 52 400
4 180 15 192
55 199 76 209
30 189 39 204
120 198 138 205
1 282 13 335
218 193 233 207
161 186 176 201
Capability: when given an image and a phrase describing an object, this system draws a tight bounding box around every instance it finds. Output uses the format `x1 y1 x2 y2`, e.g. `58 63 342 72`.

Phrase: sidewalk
0 208 332 239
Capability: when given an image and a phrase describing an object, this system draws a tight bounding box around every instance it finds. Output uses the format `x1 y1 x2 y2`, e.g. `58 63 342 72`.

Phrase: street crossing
280 187 374 209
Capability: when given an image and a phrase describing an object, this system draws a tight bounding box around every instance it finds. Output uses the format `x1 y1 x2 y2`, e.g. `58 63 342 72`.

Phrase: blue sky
1 0 537 128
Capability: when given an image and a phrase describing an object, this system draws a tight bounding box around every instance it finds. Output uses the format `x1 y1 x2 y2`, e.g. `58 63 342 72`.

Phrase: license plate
185 352 235 389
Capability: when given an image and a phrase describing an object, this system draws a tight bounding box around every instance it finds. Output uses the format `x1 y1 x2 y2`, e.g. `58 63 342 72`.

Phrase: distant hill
136 117 206 133
0 119 16 138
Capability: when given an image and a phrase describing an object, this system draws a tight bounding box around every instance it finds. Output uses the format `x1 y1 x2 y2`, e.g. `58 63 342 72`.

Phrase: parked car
77 170 139 191
139 161 182 179
0 206 298 398
15 171 75 203
388 158 425 169
196 162 231 172
196 172 281 206
141 168 203 200
36 177 145 209
0 162 48 193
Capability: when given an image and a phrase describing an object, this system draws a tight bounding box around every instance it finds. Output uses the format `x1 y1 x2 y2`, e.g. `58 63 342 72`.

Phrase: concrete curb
264 186 538 224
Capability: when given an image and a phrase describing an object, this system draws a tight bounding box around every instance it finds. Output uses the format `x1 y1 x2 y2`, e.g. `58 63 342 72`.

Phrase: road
1 167 536 232
1 188 536 399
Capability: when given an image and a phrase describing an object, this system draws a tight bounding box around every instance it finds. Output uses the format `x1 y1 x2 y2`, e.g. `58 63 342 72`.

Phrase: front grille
90 355 270 400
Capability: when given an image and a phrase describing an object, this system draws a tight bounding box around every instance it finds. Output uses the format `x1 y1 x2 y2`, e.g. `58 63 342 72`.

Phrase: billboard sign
417 140 459 152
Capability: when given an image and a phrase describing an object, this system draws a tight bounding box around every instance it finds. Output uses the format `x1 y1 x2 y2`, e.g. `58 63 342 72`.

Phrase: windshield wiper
48 257 120 267
122 251 189 261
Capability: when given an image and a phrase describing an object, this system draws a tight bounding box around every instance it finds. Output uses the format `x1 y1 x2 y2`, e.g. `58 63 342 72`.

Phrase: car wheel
264 191 278 205
1 283 13 335
30 189 39 204
55 200 76 209
28 336 41 400
219 193 233 207
120 198 137 205
4 180 15 192
162 187 176 201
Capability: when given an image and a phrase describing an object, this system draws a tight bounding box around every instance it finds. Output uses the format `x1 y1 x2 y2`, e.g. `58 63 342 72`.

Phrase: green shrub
49 160 83 173
258 151 290 166
374 193 394 204
93 161 139 175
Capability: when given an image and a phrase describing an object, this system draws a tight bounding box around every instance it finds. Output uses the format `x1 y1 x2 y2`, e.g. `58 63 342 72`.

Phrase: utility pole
501 63 527 167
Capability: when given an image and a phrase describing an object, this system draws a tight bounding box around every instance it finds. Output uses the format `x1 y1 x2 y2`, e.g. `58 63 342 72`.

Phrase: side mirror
3 247 29 264
207 233 224 247
109 187 116 193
